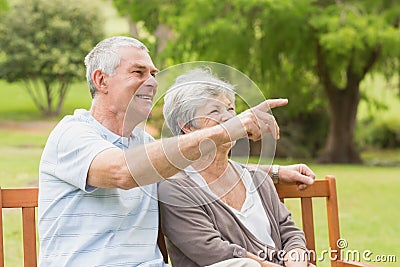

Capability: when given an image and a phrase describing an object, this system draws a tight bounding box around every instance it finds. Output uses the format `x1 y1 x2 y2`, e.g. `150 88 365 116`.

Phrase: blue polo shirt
38 109 167 267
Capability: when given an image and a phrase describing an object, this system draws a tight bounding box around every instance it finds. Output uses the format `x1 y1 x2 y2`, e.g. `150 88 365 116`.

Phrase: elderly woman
158 68 312 267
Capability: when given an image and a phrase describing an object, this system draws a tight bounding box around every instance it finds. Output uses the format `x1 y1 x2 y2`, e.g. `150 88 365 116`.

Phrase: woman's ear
92 69 108 94
178 119 193 134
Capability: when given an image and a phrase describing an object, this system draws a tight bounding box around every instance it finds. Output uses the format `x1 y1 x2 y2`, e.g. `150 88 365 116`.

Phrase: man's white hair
84 36 148 98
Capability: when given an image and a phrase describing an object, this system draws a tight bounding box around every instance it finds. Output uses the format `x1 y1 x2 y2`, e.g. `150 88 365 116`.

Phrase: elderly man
38 36 314 266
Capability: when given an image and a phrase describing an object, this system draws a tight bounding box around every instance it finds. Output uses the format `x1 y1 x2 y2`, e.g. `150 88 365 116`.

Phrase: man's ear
178 119 193 134
92 69 108 94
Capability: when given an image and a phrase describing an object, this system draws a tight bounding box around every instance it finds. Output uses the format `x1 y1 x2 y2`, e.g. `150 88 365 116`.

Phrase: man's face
105 46 158 121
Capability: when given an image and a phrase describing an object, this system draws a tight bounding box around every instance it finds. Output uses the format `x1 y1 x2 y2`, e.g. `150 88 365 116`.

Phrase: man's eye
209 110 219 114
228 107 235 111
151 73 156 77
133 70 142 75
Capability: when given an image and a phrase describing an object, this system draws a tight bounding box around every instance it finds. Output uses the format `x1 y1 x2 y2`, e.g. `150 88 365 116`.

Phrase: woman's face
192 94 236 129
180 94 237 155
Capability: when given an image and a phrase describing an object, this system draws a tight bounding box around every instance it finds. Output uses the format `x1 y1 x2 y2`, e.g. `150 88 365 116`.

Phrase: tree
0 0 104 117
114 0 400 163
0 0 8 13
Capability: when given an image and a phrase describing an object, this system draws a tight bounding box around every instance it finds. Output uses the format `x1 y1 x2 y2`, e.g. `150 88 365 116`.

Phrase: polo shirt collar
74 109 133 149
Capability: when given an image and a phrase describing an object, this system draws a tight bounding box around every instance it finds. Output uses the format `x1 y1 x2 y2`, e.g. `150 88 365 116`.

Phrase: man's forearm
90 99 287 188
125 123 235 186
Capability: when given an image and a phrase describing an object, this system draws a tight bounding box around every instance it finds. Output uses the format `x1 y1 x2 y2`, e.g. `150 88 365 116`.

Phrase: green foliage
117 0 398 94
0 0 104 116
308 1 400 87
276 111 330 158
114 0 400 161
356 74 400 150
0 0 8 13
358 116 400 149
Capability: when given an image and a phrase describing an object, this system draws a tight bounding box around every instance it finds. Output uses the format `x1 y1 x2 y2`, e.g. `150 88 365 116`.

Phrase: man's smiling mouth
136 94 153 100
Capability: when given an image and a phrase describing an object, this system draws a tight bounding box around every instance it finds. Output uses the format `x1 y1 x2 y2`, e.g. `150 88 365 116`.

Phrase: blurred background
0 0 398 266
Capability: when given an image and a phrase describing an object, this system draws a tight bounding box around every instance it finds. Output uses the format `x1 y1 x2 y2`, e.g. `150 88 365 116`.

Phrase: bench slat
1 188 38 208
0 188 38 267
22 207 37 267
275 180 330 198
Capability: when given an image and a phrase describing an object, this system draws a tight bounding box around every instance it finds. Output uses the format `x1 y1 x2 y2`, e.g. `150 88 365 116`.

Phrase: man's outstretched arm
88 99 289 189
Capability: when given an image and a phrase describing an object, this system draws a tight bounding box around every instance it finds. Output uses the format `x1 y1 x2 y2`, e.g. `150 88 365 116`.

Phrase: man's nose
143 75 158 88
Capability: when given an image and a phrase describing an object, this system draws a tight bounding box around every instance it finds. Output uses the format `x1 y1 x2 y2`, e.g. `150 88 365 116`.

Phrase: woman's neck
192 147 230 183
192 147 246 210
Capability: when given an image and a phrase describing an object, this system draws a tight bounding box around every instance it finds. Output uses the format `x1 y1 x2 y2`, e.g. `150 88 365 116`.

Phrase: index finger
266 98 289 109
256 98 288 111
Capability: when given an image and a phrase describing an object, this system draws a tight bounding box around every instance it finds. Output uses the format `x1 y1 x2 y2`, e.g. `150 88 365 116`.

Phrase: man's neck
90 102 136 137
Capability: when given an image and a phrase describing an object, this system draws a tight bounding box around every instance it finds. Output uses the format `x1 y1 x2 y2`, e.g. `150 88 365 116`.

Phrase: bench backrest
275 175 340 266
0 188 38 267
275 176 377 267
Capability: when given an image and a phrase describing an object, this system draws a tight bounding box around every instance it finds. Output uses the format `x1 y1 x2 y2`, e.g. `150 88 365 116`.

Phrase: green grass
2 211 35 267
0 79 92 122
0 131 45 188
0 80 41 121
287 164 399 267
361 148 400 166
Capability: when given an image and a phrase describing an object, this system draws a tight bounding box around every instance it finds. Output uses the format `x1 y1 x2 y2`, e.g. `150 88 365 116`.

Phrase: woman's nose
221 110 235 122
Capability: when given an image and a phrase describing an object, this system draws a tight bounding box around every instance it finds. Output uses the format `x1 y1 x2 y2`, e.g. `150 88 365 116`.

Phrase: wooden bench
275 175 377 267
0 188 38 267
0 176 377 266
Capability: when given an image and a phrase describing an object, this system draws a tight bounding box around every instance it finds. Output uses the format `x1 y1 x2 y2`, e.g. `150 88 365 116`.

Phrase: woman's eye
228 107 235 111
209 110 219 114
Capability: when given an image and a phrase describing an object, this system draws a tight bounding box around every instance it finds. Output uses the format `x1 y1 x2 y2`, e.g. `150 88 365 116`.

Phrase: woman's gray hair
84 36 148 98
163 68 235 135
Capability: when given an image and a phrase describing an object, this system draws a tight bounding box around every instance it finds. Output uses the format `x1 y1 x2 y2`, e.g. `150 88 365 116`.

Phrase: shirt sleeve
158 180 247 266
53 121 116 192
